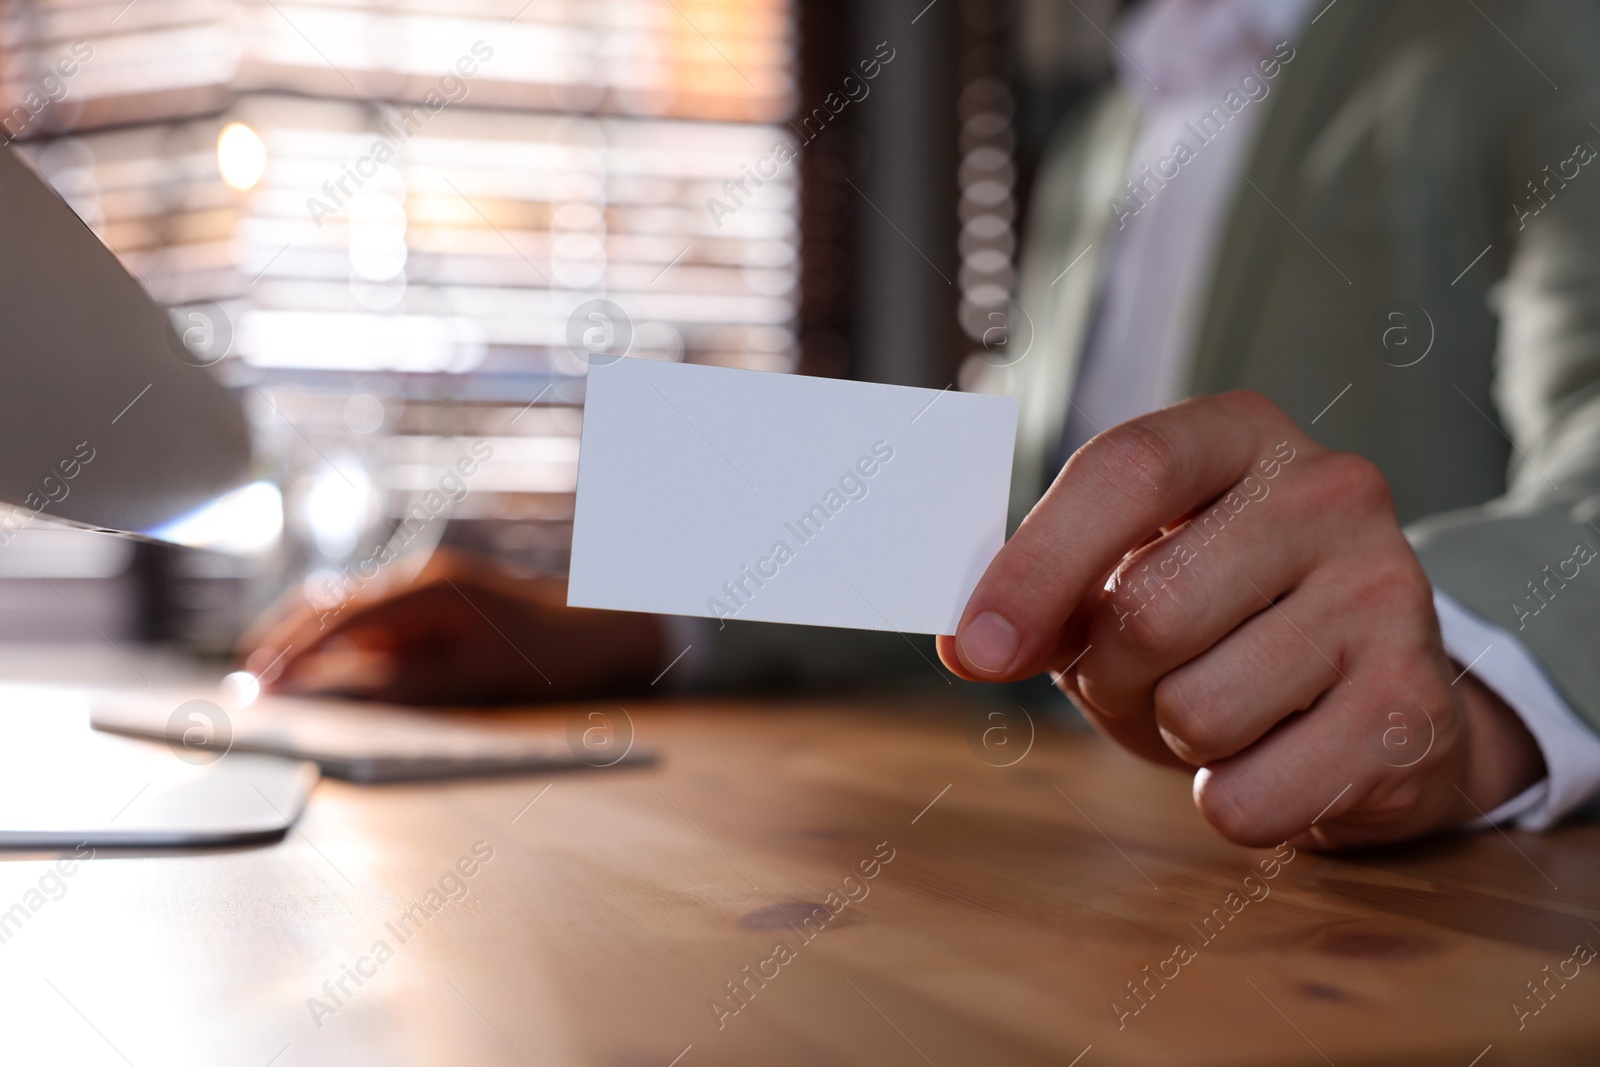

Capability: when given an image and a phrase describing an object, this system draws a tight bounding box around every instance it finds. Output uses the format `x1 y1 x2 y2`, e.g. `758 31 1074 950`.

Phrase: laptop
0 143 317 847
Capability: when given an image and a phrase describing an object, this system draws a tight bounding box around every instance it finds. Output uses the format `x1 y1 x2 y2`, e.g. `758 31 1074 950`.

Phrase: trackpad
0 683 317 849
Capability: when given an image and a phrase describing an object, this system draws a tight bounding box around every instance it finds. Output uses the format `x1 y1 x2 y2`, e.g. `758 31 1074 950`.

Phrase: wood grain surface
2 694 1598 1066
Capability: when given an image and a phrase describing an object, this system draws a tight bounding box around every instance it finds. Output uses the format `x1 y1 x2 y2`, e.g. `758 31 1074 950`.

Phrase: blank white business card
568 358 1017 634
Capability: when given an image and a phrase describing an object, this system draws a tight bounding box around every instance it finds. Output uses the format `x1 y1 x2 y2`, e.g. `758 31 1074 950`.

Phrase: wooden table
3 694 1598 1066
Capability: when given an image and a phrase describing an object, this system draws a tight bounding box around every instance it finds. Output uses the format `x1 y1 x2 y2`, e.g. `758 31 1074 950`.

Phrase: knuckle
1358 777 1426 822
1314 451 1393 515
1217 389 1287 427
1092 418 1187 493
1392 572 1436 622
1153 676 1229 763
1111 585 1184 656
1347 558 1433 623
1390 662 1451 717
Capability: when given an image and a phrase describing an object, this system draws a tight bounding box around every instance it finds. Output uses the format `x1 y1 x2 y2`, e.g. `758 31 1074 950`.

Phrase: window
2 0 801 636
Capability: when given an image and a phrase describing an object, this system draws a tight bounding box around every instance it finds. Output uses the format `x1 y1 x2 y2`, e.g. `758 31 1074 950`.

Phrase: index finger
938 392 1307 681
239 580 354 683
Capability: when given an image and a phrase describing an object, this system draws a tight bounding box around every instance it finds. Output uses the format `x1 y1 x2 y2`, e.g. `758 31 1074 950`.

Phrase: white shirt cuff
1434 588 1600 831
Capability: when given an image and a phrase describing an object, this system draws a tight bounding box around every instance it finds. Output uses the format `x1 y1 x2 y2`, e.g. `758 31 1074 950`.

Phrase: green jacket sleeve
1408 0 1600 735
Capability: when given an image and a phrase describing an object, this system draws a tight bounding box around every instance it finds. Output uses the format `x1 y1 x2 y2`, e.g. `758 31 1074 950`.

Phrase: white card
568 358 1018 634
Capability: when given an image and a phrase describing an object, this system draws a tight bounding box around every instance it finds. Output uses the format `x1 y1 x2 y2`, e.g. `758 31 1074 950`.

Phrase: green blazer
993 0 1600 733
698 1 1600 733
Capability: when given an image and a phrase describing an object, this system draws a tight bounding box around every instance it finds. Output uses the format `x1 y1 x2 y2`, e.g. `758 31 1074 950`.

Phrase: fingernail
957 611 1020 675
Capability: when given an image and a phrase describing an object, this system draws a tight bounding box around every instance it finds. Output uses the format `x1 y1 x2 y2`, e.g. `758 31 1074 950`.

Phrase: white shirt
1075 0 1600 829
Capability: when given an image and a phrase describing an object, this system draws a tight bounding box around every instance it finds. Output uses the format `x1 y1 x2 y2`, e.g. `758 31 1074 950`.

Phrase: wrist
1455 667 1546 817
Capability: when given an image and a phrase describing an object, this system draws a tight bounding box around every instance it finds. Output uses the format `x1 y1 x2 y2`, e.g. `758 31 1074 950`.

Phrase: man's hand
241 548 665 705
937 392 1545 849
